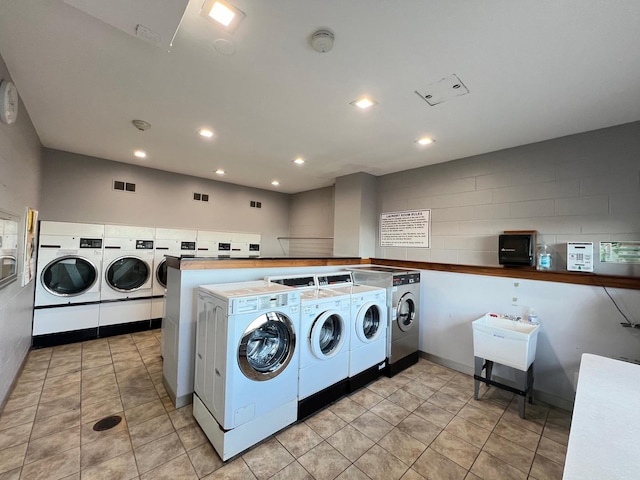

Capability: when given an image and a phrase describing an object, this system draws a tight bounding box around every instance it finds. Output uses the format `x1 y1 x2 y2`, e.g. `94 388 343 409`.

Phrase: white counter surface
563 353 640 479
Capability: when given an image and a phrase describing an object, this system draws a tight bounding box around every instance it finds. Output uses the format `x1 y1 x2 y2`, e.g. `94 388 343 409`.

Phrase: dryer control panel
393 273 420 286
79 238 102 248
136 240 154 249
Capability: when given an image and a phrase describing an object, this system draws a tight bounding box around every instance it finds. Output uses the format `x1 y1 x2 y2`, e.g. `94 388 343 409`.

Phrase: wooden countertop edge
165 256 639 290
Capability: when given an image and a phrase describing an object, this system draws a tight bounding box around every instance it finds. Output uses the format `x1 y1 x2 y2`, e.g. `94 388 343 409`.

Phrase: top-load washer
193 281 301 460
100 225 155 333
347 266 421 377
151 227 197 320
33 221 104 346
266 274 351 419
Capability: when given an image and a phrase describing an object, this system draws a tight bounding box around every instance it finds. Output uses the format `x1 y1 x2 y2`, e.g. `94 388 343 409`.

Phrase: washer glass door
310 311 345 359
42 256 98 296
239 311 296 381
156 258 168 288
396 292 416 332
357 303 383 342
106 256 150 292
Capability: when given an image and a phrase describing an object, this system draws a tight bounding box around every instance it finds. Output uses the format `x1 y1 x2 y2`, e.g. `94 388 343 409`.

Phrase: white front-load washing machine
348 284 387 391
266 274 351 419
193 281 301 461
33 221 104 347
151 227 197 321
100 225 155 335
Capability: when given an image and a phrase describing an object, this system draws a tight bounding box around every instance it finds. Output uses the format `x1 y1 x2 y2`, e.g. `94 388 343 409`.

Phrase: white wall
377 122 640 276
287 187 334 257
40 149 292 256
0 57 42 406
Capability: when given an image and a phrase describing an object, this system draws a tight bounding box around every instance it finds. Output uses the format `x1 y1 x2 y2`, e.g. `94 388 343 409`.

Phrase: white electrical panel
567 242 594 272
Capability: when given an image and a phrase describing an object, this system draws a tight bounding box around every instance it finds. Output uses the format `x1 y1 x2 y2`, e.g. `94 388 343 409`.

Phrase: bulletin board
380 209 430 248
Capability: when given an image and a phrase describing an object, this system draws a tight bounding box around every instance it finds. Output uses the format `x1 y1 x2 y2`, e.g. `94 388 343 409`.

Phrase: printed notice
600 241 640 264
380 209 430 248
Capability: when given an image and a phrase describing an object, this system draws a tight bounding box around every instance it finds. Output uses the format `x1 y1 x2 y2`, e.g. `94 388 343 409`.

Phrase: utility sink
472 313 540 371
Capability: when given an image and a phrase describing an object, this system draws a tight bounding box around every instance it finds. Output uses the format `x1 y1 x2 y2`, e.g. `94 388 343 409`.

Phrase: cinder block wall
377 121 640 276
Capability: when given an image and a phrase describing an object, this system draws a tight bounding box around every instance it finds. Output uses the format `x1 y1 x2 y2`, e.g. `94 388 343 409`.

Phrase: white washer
33 221 104 347
100 225 155 332
266 274 351 419
152 227 197 320
348 284 388 391
193 281 300 461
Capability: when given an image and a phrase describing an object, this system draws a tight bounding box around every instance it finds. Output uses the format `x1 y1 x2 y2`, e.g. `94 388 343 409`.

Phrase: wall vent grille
113 180 136 193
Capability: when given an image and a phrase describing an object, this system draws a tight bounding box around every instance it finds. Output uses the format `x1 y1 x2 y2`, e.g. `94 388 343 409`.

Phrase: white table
563 354 640 479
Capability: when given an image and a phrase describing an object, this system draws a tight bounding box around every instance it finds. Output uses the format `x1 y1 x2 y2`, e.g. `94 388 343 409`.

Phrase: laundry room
1 1 640 479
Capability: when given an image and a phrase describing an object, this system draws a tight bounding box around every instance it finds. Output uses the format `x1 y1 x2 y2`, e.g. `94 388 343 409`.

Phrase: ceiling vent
415 74 469 106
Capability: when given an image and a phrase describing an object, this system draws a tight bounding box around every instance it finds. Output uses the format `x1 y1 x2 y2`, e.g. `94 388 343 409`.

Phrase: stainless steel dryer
347 266 421 377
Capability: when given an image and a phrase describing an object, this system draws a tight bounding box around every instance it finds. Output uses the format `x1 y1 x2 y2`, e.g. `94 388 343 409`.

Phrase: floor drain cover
93 415 122 432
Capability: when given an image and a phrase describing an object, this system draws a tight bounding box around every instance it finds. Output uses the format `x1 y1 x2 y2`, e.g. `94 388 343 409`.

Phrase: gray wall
40 149 292 256
377 121 640 276
288 187 334 257
0 57 42 406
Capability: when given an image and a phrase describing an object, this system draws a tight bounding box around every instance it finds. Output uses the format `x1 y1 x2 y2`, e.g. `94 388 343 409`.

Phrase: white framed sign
380 209 430 248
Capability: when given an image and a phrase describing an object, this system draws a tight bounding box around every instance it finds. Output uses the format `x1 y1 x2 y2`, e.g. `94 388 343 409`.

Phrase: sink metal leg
473 356 484 400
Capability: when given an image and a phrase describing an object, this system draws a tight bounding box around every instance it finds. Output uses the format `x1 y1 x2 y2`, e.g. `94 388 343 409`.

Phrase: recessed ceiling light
201 0 246 33
293 157 305 165
350 96 378 109
271 180 280 186
416 136 435 145
215 169 225 175
134 150 147 158
198 128 214 138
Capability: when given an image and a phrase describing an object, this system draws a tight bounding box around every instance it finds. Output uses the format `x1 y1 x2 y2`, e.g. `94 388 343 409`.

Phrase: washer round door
238 311 296 381
356 302 383 343
105 256 150 292
41 255 98 297
396 292 416 332
310 311 346 359
156 258 168 289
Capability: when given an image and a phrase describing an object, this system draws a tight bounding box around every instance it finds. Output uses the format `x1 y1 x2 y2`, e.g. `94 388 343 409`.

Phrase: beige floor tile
439 383 473 403
355 444 408 480
0 466 21 479
412 447 467 480
111 350 142 364
80 395 122 425
506 399 549 427
397 413 442 446
350 411 394 442
469 397 507 418
40 381 81 404
370 399 411 426
348 388 384 409
415 376 448 391
276 422 323 458
444 417 490 449
129 413 175 448
47 357 81 376
366 377 400 398
377 427 427 466
529 453 564 480
119 385 160 410
3 391 41 413
493 417 541 451
25 425 80 465
202 457 257 480
456 404 500 431
427 391 466 415
464 473 481 480
0 404 38 431
24 359 51 372
270 460 313 480
108 342 137 355
475 384 513 407
134 432 184 474
9 379 44 398
82 372 118 392
81 364 114 380
400 469 427 480
53 344 82 357
80 354 112 370
81 429 132 469
305 409 347 439
0 422 32 450
168 405 196 431
176 423 208 451
542 422 569 446
16 368 47 384
27 348 53 362
20 445 80 480
139 453 197 480
145 360 163 376
431 431 480 470
326 425 374 462
30 410 80 441
401 382 436 401
328 397 367 423
535 436 567 466
413 402 455 428
187 442 224 477
482 433 535 473
448 373 475 389
43 371 81 390
124 399 166 427
79 450 138 480
113 358 145 374
501 409 544 435
387 387 424 412
81 384 121 408
138 346 162 366
334 464 370 480
470 451 526 480
35 395 81 422
297 441 350 480
161 395 176 413
0 442 28 475
243 437 294 480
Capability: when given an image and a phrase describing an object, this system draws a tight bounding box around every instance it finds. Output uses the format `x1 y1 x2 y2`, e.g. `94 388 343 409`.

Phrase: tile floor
0 329 571 480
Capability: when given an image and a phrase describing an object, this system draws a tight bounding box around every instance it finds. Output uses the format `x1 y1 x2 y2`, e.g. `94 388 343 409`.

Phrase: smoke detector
132 119 151 131
311 29 334 53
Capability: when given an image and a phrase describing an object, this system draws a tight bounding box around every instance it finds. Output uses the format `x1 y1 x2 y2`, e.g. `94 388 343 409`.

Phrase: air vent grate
113 180 136 193
415 73 469 106
193 192 209 202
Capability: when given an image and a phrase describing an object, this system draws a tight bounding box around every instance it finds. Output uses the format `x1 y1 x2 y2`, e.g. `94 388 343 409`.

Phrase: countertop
165 256 365 270
563 354 640 479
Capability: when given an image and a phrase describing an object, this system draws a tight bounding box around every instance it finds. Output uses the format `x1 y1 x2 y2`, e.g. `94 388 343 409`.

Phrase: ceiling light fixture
350 96 377 109
134 150 147 158
293 157 305 165
201 0 246 33
215 169 225 175
417 136 435 145
271 180 280 186
198 128 214 138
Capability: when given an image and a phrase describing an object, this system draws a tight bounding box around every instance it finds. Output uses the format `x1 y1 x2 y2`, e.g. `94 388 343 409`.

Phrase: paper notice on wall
380 209 430 248
600 241 640 263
